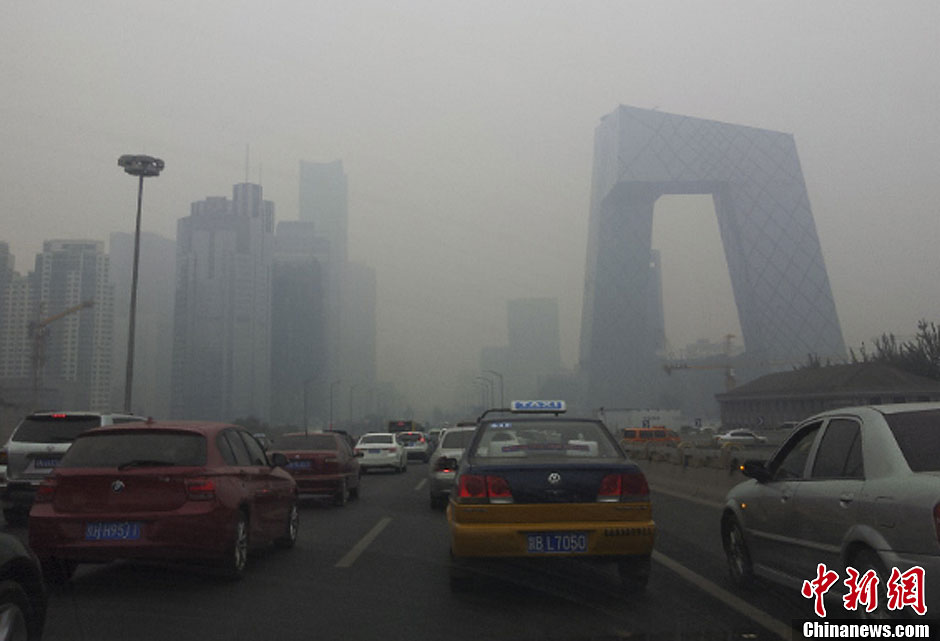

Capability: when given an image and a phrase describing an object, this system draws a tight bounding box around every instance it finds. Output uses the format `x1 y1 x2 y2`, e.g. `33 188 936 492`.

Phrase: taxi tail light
457 474 487 502
185 478 216 501
35 479 57 503
621 471 649 501
486 475 513 503
597 473 622 502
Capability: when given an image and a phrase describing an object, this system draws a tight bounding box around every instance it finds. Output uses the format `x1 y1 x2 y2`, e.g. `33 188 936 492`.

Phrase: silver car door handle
839 494 854 504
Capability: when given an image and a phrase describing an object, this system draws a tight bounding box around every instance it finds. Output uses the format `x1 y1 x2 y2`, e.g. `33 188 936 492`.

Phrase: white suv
0 411 145 525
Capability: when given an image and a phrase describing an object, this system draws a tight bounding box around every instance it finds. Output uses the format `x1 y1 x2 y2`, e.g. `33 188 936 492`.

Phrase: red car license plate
85 521 142 541
527 532 588 554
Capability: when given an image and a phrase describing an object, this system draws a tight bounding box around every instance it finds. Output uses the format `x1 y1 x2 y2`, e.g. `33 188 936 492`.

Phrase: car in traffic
355 433 407 473
428 425 477 510
397 431 431 462
271 431 362 506
721 403 940 619
0 532 46 640
1 411 146 526
28 420 298 584
447 401 655 593
620 427 681 446
715 429 767 445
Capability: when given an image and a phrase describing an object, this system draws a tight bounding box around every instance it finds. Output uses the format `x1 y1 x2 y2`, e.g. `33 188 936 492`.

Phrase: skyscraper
580 106 845 408
30 240 114 410
271 221 329 426
171 183 274 421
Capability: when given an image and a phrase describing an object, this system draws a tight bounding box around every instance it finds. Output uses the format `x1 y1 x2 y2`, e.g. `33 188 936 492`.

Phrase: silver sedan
721 403 940 619
427 426 477 509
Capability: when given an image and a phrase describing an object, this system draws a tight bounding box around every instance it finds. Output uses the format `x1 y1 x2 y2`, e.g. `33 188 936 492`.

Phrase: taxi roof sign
509 400 567 413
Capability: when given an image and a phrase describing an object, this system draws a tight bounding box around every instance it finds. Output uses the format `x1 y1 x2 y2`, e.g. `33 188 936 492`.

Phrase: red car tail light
35 479 57 503
0 448 6 466
435 456 458 472
185 478 216 501
386 447 398 453
486 476 513 503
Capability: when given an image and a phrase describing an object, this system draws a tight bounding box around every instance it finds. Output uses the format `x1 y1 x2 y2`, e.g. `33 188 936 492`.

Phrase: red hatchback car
28 421 298 583
271 432 362 506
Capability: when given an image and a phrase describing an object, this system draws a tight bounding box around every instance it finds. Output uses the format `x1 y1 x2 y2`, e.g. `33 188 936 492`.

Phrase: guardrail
622 441 778 504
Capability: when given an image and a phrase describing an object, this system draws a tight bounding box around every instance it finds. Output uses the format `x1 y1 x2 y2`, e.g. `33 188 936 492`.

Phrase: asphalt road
3 463 822 641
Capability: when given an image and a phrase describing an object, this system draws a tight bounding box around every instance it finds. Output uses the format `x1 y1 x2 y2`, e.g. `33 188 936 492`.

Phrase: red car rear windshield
13 415 100 443
60 431 208 468
276 434 337 450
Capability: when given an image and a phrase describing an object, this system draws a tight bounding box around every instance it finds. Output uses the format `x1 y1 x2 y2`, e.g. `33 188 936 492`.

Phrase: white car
427 426 477 509
355 433 407 473
715 429 766 445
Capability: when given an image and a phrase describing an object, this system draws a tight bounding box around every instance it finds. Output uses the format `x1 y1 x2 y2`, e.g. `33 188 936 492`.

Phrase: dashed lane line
653 550 792 640
334 517 392 568
414 479 428 491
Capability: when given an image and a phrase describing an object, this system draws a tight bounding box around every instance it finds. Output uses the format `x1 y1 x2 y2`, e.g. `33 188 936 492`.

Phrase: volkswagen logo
547 472 562 485
111 480 125 493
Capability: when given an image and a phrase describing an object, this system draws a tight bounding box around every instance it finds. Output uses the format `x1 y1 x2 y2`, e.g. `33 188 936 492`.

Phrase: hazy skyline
3 2 938 412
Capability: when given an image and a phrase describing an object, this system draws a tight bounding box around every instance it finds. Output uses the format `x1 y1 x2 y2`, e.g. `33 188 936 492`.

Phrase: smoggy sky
3 1 938 410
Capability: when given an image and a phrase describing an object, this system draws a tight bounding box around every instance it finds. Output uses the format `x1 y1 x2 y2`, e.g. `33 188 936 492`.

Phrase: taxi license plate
85 521 142 541
32 458 60 469
527 532 588 554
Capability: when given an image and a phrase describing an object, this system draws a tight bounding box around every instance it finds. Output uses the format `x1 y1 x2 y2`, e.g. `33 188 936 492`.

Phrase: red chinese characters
802 563 928 617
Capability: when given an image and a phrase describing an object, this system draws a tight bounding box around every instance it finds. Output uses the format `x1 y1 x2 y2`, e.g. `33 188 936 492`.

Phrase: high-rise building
171 183 274 421
580 106 845 408
299 160 348 265
271 221 329 427
109 231 176 418
30 240 114 410
0 244 32 387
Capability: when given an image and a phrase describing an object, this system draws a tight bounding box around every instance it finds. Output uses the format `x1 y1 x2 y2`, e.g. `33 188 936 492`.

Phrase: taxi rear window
60 431 208 468
471 420 621 459
13 415 100 443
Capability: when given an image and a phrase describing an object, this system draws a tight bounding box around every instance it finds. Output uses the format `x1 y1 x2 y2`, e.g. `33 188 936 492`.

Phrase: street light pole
483 369 504 407
118 154 164 413
348 383 360 430
329 379 341 431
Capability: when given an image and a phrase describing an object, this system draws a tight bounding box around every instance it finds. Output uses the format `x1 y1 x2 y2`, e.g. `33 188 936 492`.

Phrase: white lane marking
651 485 724 509
652 550 791 640
414 478 427 491
335 517 392 568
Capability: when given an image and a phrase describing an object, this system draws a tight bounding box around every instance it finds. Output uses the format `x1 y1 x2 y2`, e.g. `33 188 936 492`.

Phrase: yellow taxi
447 401 655 592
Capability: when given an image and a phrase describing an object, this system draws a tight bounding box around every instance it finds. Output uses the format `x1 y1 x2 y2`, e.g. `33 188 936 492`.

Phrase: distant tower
172 183 274 421
580 106 845 408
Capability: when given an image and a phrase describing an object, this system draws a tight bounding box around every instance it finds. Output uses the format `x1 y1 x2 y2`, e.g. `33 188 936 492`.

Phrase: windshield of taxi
469 419 622 460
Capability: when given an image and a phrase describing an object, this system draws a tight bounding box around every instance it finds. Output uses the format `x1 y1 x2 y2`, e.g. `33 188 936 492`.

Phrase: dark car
448 401 655 593
28 421 298 584
271 432 362 506
0 533 46 640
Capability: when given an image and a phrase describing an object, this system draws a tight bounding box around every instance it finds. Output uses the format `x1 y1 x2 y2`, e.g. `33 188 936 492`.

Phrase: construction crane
30 300 94 408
